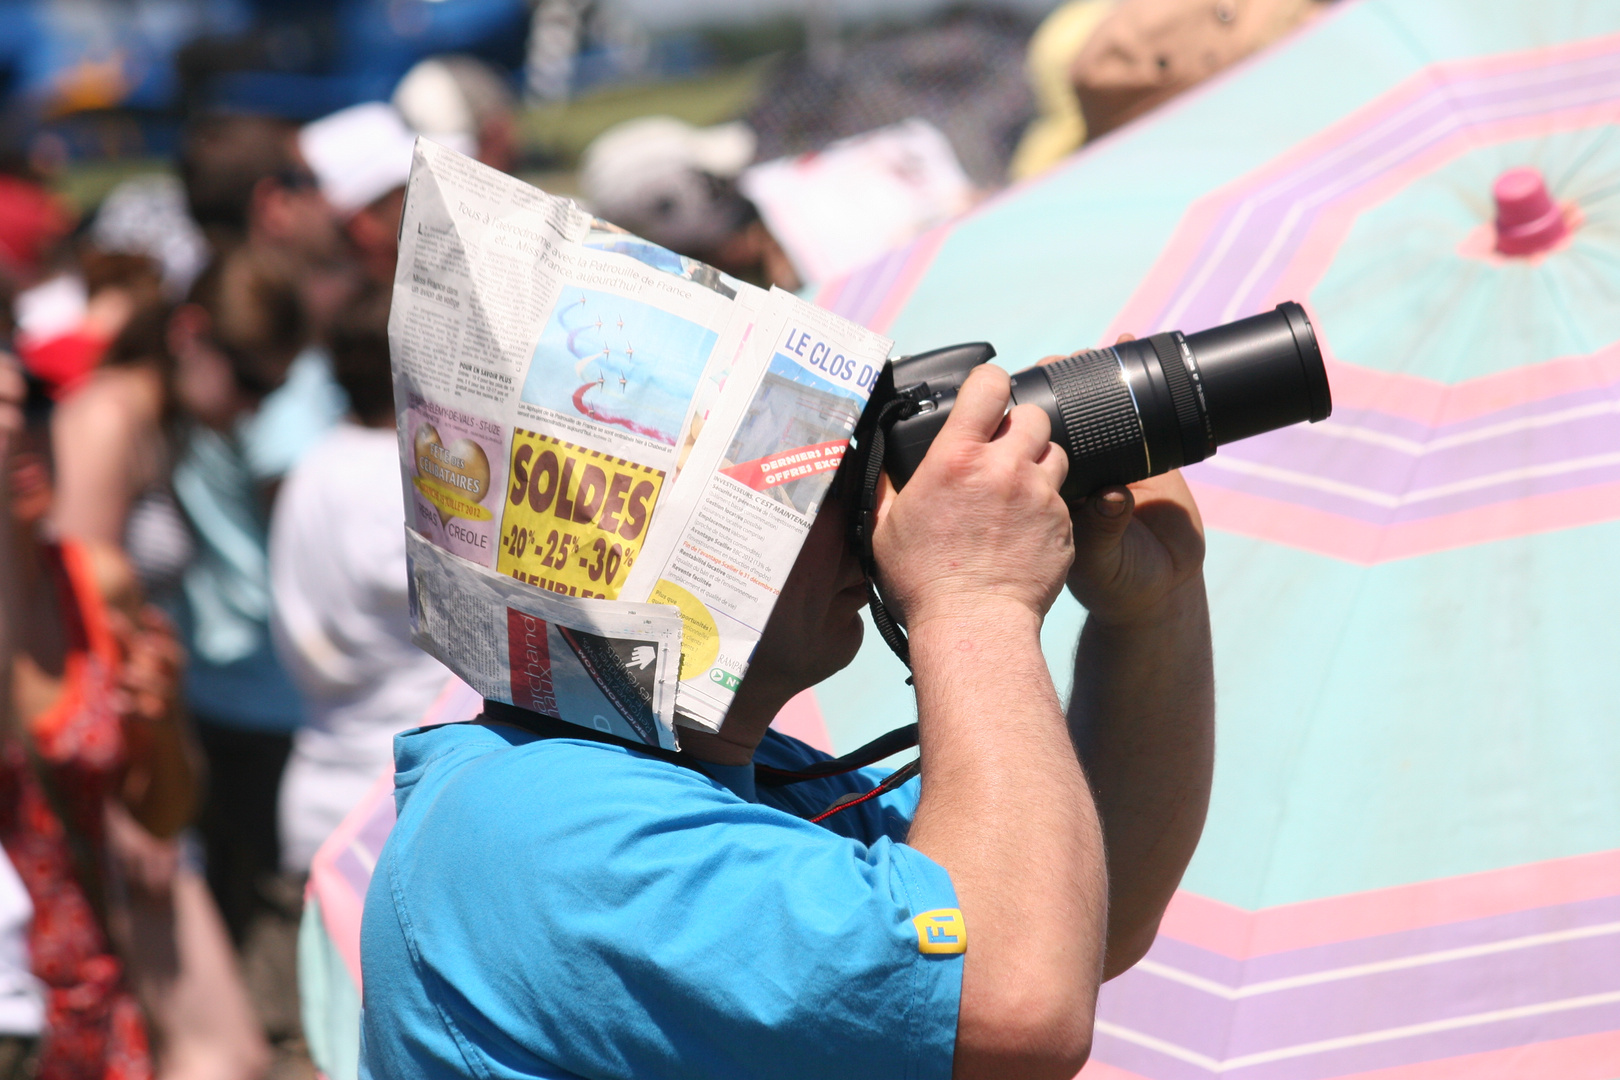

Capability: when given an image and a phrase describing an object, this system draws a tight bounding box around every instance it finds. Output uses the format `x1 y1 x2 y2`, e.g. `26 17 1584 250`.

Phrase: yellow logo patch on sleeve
913 909 967 955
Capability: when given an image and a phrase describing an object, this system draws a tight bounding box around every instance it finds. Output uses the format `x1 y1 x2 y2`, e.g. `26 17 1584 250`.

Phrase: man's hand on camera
889 364 1102 1080
872 363 1073 632
1070 471 1205 625
1044 337 1207 626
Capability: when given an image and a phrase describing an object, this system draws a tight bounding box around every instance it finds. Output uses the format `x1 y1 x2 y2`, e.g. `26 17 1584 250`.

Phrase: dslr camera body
838 302 1331 661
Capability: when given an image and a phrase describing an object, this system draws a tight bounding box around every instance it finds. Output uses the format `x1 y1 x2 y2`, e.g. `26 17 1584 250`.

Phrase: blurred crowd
0 52 518 1080
0 0 1328 1077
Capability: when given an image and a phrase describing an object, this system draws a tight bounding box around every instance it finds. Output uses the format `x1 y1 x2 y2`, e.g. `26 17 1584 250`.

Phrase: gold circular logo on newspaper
413 423 493 521
649 578 720 680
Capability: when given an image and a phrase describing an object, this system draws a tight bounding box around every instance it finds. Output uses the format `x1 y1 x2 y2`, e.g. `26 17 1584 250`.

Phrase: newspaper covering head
391 140 893 748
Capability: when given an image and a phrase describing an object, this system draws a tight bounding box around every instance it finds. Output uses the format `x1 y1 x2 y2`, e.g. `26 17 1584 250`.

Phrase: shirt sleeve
391 742 964 1080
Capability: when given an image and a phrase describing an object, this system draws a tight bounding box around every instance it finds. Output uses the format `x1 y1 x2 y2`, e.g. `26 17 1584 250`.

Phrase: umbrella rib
1571 177 1620 208
1548 122 1620 196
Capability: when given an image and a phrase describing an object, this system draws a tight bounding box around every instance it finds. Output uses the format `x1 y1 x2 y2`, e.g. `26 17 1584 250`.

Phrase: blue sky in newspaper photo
521 286 719 445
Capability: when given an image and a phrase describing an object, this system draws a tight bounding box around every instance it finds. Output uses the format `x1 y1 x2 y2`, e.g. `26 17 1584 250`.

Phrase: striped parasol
806 1 1620 1076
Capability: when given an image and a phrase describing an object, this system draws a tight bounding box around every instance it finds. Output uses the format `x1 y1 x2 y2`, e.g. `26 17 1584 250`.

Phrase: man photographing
359 359 1214 1079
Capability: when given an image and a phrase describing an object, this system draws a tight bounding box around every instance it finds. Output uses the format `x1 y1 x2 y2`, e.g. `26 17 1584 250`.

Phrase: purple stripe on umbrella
1094 1001 1620 1080
334 846 374 898
1189 403 1620 524
1237 938 1617 1047
1156 54 1620 330
1146 933 1616 1048
1102 933 1620 1059
820 243 913 327
1236 1003 1620 1080
1192 451 1620 525
355 792 398 857
1132 893 1620 987
1092 893 1620 1077
1324 381 1620 443
1254 893 1620 981
1136 935 1249 984
1231 405 1620 486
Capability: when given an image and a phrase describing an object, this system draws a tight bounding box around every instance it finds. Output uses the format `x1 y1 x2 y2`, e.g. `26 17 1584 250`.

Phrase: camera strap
849 395 923 675
478 701 920 823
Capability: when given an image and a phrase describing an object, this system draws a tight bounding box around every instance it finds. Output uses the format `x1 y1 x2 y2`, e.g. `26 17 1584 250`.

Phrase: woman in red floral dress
2 369 198 1080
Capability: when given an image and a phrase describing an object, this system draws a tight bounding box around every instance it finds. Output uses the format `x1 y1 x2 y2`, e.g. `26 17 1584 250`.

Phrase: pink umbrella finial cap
1493 167 1568 256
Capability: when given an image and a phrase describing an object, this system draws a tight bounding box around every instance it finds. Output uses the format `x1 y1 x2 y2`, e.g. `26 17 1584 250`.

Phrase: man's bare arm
1066 473 1214 977
876 365 1104 1080
910 611 1107 1080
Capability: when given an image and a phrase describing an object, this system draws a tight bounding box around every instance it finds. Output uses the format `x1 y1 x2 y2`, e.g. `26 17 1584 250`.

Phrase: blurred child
269 286 449 875
161 249 309 956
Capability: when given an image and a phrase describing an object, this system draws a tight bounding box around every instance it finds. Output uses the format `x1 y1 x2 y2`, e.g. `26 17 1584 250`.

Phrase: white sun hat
298 102 427 217
579 117 757 252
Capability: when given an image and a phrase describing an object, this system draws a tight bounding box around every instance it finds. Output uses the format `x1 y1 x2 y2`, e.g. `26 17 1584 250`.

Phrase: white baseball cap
299 102 450 217
394 56 514 143
579 117 757 251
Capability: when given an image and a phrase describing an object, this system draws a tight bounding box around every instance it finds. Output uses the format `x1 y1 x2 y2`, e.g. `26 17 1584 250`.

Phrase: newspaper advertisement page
392 139 588 571
392 138 751 747
391 139 892 743
495 252 760 600
407 532 684 748
394 140 758 591
623 290 893 730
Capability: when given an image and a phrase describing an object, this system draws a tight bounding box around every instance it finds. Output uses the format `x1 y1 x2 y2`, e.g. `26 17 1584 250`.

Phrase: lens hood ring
1277 301 1332 422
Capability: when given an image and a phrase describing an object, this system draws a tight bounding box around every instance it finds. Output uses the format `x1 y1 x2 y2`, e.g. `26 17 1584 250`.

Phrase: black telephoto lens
878 301 1331 504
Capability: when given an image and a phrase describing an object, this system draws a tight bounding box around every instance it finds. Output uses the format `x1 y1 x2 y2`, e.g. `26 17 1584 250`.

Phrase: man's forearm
1069 575 1214 977
907 610 1106 1079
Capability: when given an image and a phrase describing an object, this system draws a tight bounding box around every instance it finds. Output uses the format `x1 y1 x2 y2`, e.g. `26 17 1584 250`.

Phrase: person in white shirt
269 289 450 873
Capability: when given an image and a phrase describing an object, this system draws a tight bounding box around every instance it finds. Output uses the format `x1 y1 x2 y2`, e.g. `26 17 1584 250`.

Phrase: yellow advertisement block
497 430 664 600
648 578 720 681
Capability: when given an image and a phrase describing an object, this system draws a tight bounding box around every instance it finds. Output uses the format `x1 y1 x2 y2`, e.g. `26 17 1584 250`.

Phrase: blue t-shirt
359 722 963 1080
171 346 347 731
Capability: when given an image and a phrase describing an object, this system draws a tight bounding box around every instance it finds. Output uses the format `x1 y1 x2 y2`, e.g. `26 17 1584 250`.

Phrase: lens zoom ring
1044 349 1144 483
1150 332 1204 459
